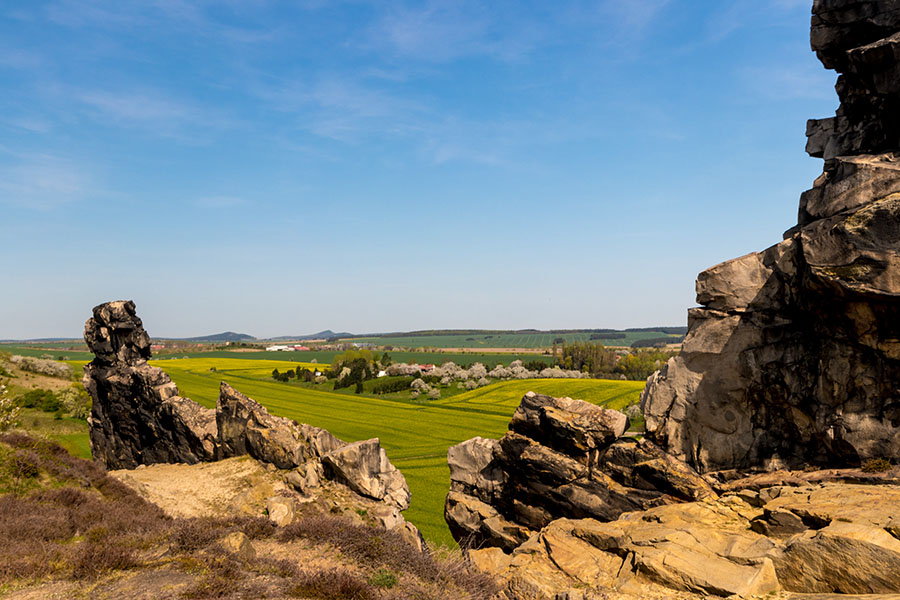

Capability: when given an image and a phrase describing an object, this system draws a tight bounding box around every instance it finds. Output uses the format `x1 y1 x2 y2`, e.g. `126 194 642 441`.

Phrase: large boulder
322 438 411 510
84 300 218 469
641 0 900 473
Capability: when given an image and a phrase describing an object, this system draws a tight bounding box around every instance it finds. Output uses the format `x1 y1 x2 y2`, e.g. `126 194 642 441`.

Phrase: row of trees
551 341 677 380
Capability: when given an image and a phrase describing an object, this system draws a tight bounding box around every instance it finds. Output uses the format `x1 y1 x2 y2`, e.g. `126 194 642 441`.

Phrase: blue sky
1 0 837 339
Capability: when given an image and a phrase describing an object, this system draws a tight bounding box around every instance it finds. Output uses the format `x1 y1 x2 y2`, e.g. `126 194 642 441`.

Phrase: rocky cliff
83 300 415 537
641 0 900 472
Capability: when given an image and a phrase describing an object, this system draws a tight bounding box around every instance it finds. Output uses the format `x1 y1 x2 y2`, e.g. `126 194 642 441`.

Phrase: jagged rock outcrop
84 300 218 469
445 393 713 551
641 0 900 473
83 300 415 536
217 382 342 468
470 468 900 599
322 438 411 510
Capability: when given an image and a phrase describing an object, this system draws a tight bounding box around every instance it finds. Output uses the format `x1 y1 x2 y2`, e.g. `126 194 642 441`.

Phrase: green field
340 330 682 349
150 357 645 547
0 344 93 361
153 349 555 368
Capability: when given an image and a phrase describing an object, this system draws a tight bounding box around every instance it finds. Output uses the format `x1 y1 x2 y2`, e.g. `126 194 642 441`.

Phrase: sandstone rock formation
641 0 900 472
449 391 900 598
468 464 900 599
445 393 713 552
83 300 416 540
84 300 218 469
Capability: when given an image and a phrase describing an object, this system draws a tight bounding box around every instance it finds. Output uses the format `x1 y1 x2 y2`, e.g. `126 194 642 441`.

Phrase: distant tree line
631 336 684 348
624 327 687 335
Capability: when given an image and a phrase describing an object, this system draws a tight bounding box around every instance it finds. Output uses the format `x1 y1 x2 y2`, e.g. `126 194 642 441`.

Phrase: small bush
71 542 137 580
21 389 55 410
371 377 413 395
284 568 377 600
862 458 892 473
169 518 224 552
368 567 398 589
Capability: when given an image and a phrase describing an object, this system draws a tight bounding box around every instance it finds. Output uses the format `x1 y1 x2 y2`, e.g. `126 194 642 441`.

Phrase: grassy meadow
338 330 683 349
149 357 645 547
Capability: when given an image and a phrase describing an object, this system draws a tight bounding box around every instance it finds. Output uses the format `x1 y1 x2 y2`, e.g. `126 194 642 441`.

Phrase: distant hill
158 332 256 343
267 330 352 341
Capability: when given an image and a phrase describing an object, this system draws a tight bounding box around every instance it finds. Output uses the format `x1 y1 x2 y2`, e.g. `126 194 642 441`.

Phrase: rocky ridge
641 0 900 473
83 300 417 540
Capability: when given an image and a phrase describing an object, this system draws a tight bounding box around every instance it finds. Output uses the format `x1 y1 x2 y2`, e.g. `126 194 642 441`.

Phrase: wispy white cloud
704 0 814 45
65 87 240 142
44 0 279 45
2 116 53 133
194 195 245 208
0 155 96 211
599 0 671 30
367 1 543 63
0 48 42 70
76 89 191 123
741 63 835 101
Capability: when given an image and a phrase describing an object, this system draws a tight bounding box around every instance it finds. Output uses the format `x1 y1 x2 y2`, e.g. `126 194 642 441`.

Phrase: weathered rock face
84 300 218 469
641 0 900 473
322 438 411 510
472 469 900 599
84 301 412 521
445 393 713 551
218 381 328 469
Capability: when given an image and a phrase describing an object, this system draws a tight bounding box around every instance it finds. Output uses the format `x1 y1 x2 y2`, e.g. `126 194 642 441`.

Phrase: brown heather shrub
284 568 378 600
0 434 171 584
279 516 438 580
71 541 138 580
249 556 301 579
180 547 270 599
233 515 278 540
170 518 229 553
278 516 499 599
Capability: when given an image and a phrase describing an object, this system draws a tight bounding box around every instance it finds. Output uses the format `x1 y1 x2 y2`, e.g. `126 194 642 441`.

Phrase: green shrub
20 389 61 412
371 377 413 395
861 458 892 473
368 568 397 589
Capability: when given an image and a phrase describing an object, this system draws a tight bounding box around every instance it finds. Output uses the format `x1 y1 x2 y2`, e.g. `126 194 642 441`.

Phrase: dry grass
0 433 499 600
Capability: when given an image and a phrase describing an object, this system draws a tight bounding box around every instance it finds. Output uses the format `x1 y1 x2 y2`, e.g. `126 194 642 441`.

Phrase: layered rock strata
83 300 412 523
641 0 900 472
444 393 713 552
473 474 900 599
